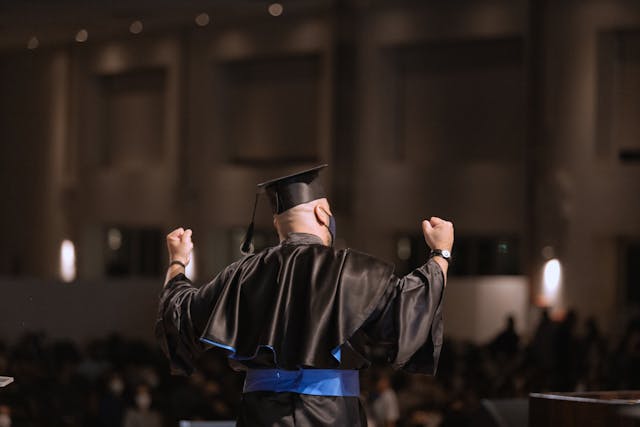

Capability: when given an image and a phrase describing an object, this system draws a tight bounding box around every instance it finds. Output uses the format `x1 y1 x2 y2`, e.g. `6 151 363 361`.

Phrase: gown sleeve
358 258 446 375
155 268 232 375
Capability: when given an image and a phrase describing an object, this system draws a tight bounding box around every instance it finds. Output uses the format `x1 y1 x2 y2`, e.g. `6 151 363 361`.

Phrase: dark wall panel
215 55 321 164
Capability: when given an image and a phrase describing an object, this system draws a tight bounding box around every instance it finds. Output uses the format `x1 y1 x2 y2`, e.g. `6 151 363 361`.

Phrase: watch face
441 250 451 258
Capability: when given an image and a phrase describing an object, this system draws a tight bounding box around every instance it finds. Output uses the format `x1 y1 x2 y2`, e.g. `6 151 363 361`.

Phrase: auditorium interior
0 0 639 425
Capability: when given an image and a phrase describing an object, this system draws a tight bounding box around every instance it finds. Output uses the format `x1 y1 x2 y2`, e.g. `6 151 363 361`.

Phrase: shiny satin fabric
243 369 360 396
199 239 395 371
156 233 394 375
156 232 446 425
156 233 446 376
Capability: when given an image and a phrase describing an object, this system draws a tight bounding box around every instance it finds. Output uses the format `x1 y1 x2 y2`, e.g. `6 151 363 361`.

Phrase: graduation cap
240 164 328 254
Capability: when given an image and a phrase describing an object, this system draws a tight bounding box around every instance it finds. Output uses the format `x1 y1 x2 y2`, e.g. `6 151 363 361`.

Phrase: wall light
107 228 122 251
195 13 210 27
542 258 562 305
186 248 196 280
397 237 411 261
75 29 88 43
60 240 77 282
129 20 143 34
27 36 39 50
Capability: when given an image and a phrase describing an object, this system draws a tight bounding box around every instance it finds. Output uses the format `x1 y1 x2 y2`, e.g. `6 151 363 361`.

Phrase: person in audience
99 372 126 427
0 405 11 427
122 384 162 427
370 371 400 427
489 315 519 360
554 310 579 391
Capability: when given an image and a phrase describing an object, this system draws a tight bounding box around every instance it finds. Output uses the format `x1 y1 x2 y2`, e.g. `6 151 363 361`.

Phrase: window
395 233 521 276
104 227 164 277
621 240 640 305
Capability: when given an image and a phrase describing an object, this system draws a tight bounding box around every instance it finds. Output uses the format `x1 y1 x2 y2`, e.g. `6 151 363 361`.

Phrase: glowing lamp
60 240 76 282
186 249 196 281
542 258 562 305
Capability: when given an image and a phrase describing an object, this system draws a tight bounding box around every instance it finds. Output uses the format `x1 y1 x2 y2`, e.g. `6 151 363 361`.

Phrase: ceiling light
268 3 284 17
195 12 210 27
75 29 88 43
27 36 39 50
129 20 143 34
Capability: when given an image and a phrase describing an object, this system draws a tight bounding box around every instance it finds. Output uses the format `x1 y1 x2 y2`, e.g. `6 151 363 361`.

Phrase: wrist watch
429 249 451 263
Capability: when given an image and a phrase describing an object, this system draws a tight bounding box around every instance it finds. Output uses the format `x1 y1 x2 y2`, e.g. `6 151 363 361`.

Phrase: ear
314 205 330 227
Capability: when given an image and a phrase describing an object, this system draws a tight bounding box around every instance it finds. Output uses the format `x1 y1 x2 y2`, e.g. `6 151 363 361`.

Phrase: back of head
274 198 333 245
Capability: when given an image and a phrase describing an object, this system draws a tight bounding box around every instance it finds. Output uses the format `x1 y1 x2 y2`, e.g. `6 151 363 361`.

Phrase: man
156 165 453 426
369 370 400 427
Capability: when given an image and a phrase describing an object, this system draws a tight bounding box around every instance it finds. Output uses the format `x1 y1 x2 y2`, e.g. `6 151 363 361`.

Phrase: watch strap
429 249 451 264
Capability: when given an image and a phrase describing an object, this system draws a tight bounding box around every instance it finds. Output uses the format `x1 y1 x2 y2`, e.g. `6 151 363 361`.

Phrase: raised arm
422 217 453 282
157 227 232 375
358 217 454 374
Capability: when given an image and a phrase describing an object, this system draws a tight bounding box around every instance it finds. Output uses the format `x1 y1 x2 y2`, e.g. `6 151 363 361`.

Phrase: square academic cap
241 164 328 254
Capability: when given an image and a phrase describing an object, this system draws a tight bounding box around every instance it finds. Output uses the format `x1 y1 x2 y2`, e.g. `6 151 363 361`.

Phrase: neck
274 199 332 246
277 226 329 246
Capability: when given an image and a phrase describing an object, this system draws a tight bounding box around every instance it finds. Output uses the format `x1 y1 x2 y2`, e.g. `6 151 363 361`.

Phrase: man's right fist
166 227 193 265
422 217 454 252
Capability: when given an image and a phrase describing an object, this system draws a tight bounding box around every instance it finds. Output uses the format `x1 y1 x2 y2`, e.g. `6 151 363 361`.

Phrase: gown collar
282 232 325 246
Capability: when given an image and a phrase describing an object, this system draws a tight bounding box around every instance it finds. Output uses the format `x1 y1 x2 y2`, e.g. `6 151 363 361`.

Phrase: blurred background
0 0 639 425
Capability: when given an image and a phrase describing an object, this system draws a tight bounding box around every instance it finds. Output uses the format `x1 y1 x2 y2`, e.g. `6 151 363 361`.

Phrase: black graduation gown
156 233 445 426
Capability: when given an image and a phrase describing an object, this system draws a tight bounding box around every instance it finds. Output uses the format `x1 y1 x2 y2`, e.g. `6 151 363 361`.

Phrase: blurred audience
122 384 162 427
488 316 519 360
0 404 11 427
99 373 126 427
369 370 400 427
0 310 639 426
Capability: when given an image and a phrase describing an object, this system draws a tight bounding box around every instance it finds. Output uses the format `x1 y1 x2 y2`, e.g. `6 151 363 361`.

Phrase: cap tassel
240 192 260 255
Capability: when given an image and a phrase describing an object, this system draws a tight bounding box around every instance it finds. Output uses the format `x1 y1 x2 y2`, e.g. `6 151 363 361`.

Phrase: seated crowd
1 310 639 427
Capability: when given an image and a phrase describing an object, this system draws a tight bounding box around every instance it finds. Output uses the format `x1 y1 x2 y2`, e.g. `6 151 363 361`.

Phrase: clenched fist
166 227 193 265
422 217 454 252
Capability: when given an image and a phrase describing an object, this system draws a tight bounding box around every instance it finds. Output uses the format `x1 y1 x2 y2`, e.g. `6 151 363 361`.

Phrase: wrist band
169 260 186 269
429 249 451 264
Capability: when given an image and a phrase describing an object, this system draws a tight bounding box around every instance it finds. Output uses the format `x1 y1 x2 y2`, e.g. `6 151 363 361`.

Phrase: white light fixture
542 258 562 305
396 237 411 261
27 36 39 50
75 29 88 43
186 249 196 280
107 228 122 251
60 240 77 282
195 12 210 27
268 3 284 17
129 20 143 34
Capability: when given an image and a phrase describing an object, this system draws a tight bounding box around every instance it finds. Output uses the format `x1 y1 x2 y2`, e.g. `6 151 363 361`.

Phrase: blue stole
243 369 360 397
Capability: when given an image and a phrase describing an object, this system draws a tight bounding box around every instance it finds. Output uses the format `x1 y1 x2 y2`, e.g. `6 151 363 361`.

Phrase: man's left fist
166 227 193 265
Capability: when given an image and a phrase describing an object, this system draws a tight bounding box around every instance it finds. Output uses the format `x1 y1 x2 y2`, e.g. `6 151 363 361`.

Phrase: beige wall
1 0 639 342
0 278 160 343
531 1 640 335
444 276 529 343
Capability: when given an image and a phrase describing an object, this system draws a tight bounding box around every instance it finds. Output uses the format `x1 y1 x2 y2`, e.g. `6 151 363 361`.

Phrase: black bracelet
169 260 186 269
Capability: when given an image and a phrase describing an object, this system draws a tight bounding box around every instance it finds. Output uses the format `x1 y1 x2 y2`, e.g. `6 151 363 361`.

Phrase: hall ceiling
0 0 331 52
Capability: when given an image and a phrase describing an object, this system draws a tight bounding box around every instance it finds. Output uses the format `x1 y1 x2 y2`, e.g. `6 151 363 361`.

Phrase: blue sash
243 369 360 397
